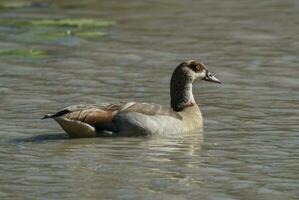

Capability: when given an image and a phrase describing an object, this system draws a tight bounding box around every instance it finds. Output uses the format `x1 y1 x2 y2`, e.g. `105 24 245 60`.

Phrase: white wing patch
55 117 97 138
120 102 136 111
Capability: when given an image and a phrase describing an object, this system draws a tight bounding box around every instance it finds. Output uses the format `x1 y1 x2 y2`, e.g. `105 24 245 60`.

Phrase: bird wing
43 102 182 137
43 103 121 128
119 102 182 120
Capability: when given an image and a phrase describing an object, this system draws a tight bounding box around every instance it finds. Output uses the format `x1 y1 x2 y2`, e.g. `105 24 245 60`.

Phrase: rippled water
0 0 298 199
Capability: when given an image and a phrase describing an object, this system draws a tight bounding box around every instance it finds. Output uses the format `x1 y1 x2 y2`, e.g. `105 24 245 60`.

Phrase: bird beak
203 70 222 84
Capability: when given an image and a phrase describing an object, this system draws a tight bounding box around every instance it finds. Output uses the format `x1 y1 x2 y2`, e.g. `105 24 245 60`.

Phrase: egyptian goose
43 60 221 137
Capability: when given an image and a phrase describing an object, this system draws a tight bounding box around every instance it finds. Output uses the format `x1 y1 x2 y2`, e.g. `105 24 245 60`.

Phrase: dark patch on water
11 133 69 144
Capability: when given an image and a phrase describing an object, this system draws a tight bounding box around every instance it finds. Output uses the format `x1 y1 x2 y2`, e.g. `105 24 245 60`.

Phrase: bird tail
41 114 53 119
41 109 70 120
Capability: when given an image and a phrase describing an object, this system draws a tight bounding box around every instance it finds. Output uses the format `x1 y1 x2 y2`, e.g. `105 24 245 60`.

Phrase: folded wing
43 102 182 137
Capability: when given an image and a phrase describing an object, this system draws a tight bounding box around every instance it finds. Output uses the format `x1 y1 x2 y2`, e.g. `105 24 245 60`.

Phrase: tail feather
41 114 52 119
42 104 121 137
41 109 70 120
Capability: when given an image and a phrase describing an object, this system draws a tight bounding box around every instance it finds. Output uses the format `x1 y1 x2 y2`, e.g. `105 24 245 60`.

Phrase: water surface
0 0 298 199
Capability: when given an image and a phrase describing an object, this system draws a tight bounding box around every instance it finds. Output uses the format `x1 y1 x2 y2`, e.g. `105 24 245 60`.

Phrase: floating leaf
0 1 32 9
75 31 106 38
0 17 114 45
0 48 47 57
27 19 115 28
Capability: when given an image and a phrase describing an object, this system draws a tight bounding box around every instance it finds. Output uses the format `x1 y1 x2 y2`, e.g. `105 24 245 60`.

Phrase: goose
42 60 221 137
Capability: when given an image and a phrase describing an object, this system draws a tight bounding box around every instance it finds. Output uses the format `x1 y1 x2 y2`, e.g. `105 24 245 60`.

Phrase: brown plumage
65 108 115 127
43 102 183 135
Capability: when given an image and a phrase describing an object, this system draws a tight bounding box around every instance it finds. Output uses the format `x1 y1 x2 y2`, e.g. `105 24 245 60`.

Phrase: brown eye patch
195 63 205 72
186 61 206 72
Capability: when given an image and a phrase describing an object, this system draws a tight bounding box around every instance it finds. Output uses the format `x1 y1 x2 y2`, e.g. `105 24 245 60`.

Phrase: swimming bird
42 60 221 137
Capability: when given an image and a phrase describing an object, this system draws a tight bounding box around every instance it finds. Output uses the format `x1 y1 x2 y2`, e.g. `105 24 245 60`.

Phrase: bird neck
170 75 196 112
